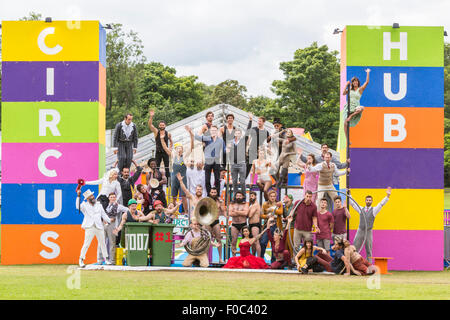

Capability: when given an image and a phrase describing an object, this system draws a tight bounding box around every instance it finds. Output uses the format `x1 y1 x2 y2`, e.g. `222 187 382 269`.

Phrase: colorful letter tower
1 21 106 264
338 26 444 270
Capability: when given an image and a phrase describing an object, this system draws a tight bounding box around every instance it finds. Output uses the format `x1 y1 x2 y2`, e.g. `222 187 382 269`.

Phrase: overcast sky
1 0 449 97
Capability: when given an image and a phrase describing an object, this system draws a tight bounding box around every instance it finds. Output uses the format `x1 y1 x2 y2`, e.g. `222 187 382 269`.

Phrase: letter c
38 149 62 177
37 27 63 55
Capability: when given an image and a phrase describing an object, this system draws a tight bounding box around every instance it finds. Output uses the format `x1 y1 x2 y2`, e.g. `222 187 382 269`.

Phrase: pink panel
349 229 444 271
2 143 99 184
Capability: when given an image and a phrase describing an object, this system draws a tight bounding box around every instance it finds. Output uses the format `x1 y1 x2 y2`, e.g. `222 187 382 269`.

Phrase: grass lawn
0 265 448 300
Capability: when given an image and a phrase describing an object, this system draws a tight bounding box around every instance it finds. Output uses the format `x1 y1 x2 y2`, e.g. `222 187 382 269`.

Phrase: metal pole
346 82 351 241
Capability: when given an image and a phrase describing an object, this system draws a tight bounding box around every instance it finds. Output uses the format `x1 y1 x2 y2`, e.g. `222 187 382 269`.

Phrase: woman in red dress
223 218 274 269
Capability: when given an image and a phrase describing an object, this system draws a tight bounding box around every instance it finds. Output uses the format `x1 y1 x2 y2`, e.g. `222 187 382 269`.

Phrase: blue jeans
260 224 277 262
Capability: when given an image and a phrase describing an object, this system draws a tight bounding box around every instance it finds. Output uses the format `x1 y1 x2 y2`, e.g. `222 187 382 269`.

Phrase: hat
153 200 164 207
128 199 138 206
83 189 95 200
285 194 293 201
273 117 282 125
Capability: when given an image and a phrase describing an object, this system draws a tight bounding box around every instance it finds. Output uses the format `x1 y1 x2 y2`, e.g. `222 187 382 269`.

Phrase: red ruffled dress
223 241 269 269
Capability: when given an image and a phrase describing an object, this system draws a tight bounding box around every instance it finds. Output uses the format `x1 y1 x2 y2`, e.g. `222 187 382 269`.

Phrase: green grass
0 265 448 300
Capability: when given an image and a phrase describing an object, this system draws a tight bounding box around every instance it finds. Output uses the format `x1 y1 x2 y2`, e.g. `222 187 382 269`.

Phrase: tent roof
105 104 340 168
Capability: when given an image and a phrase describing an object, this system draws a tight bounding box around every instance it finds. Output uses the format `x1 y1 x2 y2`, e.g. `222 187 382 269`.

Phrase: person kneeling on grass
343 239 376 276
176 218 220 268
268 216 294 269
295 239 327 273
298 237 353 275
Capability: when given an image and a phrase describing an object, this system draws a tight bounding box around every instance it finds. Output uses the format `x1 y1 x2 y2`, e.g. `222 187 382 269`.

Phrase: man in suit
76 189 111 267
113 113 138 172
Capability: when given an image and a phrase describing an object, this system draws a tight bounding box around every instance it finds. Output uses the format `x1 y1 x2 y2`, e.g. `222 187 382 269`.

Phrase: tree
209 79 248 108
105 23 146 130
138 61 208 132
272 42 340 147
245 95 281 121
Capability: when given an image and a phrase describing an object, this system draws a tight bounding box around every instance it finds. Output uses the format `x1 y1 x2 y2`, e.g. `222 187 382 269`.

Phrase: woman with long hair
85 168 122 210
296 151 319 203
223 219 274 269
343 69 370 144
267 216 293 269
294 239 327 273
251 147 273 201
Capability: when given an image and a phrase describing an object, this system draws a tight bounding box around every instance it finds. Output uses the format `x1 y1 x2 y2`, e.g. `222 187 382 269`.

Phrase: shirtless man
228 191 249 256
176 172 204 218
247 191 262 257
206 187 226 264
343 239 376 276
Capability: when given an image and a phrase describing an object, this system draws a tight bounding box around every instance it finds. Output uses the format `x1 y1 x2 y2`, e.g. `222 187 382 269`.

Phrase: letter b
384 114 407 142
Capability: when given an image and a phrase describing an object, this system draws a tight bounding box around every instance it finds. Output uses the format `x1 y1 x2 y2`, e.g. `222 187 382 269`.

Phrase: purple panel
2 61 99 102
349 148 443 189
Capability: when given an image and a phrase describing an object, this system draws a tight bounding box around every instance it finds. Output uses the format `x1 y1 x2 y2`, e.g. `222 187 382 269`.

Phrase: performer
192 125 224 195
177 172 204 217
316 198 334 253
135 184 151 214
99 193 128 265
146 158 168 208
118 162 143 209
225 127 248 197
248 191 262 257
76 189 111 267
219 113 236 168
282 194 295 258
148 109 173 178
342 239 375 276
267 216 293 269
150 200 175 224
85 168 122 210
223 220 274 269
163 125 193 213
273 128 297 187
343 69 371 144
176 218 219 268
113 113 138 172
250 147 273 201
206 187 226 264
289 190 319 253
113 199 157 237
307 152 349 207
229 191 249 257
260 190 283 261
198 111 214 136
186 160 207 198
296 152 319 203
350 187 391 263
246 113 270 179
295 239 327 273
332 196 350 241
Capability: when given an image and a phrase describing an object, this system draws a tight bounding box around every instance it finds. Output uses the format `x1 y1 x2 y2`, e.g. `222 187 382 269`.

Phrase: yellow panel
98 103 106 145
2 21 100 61
348 189 443 230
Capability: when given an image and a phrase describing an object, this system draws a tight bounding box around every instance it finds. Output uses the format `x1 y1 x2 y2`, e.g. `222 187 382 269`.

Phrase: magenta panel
349 229 443 271
2 143 100 184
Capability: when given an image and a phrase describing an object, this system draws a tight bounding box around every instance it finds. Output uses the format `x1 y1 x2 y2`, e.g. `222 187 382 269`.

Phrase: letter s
39 231 60 260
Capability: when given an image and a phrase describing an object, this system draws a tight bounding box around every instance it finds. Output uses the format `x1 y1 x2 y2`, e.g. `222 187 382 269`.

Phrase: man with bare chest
228 191 249 256
205 187 226 264
177 172 204 217
247 191 262 257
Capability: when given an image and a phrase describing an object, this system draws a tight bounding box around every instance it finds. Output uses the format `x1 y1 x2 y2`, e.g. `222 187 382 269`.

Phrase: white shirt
186 167 207 197
86 172 122 204
308 162 347 176
350 196 390 217
76 197 111 230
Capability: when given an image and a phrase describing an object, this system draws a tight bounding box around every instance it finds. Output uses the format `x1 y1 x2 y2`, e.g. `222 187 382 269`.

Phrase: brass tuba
184 197 219 256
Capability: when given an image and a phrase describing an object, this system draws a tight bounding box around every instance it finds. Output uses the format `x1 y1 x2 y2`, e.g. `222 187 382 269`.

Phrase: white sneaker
79 258 85 268
105 260 113 265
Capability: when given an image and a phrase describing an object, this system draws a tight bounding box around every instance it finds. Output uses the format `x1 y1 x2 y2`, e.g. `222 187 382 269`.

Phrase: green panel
347 26 443 67
1 102 102 143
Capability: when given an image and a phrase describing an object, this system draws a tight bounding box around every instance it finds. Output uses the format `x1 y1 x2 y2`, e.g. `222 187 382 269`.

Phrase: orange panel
350 107 443 148
1 225 98 265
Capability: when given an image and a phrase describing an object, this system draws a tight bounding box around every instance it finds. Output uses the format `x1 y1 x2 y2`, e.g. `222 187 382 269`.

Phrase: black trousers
155 151 170 179
118 141 134 172
204 162 220 195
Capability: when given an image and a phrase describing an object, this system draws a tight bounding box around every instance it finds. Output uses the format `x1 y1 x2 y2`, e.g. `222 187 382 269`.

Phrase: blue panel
99 22 107 68
287 173 301 186
1 184 99 225
346 66 443 108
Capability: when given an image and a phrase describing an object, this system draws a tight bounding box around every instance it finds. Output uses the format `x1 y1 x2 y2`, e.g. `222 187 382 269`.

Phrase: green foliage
19 12 42 21
210 79 248 108
272 42 340 147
